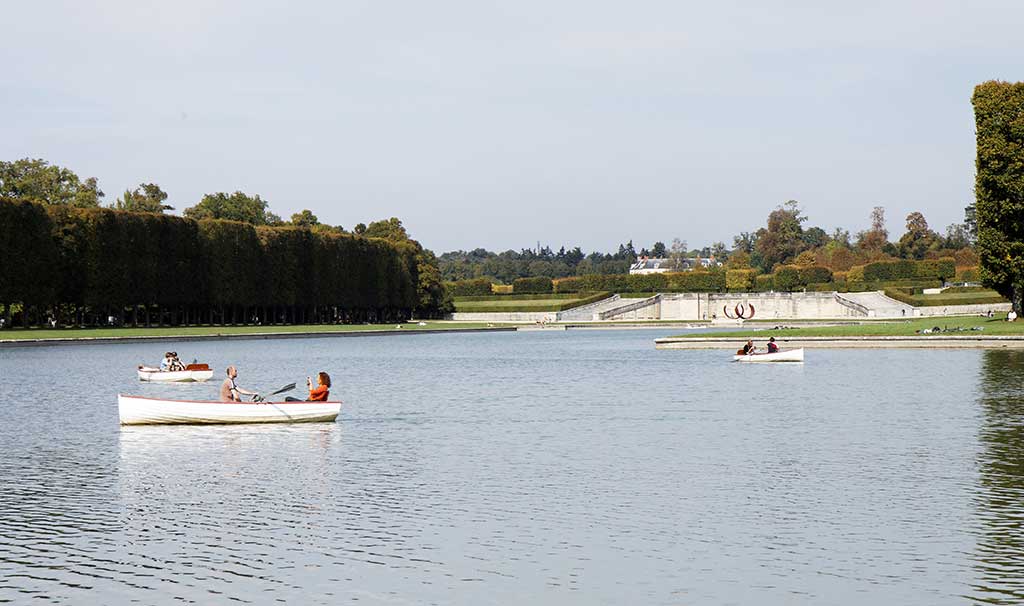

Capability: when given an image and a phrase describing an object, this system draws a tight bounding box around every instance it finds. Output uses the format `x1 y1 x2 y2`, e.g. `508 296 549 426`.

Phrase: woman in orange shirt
306 372 331 401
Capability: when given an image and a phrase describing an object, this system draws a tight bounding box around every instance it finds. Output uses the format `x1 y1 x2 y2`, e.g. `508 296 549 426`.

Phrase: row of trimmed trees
0 198 434 328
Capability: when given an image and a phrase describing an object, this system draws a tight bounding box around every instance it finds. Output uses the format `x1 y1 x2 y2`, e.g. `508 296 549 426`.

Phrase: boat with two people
120 366 341 425
733 337 804 363
138 352 213 382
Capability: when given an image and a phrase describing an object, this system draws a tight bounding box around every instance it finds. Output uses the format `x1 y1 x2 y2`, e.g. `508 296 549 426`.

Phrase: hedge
455 291 611 312
627 273 669 292
666 271 726 292
943 286 990 294
955 267 981 282
773 266 802 292
798 265 832 284
553 276 584 293
726 269 756 291
884 289 1007 307
862 258 956 282
513 277 553 294
556 273 677 293
453 293 584 302
915 258 956 281
446 278 493 297
0 198 419 327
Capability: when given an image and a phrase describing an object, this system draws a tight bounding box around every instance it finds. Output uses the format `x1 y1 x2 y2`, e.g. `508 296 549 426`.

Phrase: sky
2 0 1022 253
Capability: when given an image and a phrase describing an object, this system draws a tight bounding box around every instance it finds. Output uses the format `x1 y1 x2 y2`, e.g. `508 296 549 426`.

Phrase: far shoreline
655 335 1024 349
0 324 516 348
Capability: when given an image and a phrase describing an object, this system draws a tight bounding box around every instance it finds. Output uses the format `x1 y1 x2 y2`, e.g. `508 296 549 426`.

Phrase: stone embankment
655 335 1024 349
450 291 1009 323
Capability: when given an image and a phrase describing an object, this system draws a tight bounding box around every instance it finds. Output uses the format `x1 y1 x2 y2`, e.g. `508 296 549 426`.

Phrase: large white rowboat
732 348 804 363
118 395 342 425
137 365 214 382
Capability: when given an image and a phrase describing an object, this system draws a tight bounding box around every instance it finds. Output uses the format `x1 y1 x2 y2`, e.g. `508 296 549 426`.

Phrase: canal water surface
1 329 1022 605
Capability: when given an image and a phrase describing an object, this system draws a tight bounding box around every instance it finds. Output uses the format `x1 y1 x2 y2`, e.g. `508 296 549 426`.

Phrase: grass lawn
669 316 1024 338
900 289 1007 306
453 292 610 312
0 321 512 341
455 298 582 312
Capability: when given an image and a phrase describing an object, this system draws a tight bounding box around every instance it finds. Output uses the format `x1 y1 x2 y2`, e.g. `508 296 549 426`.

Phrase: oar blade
268 382 297 396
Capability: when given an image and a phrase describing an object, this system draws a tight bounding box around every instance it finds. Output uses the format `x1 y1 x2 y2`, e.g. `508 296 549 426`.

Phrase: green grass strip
669 316 1021 338
0 322 512 341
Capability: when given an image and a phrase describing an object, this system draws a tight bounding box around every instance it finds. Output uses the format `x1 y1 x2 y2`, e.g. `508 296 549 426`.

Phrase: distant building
628 256 720 275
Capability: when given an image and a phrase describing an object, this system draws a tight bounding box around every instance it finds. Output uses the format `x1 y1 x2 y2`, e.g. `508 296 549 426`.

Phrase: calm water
1 329 1023 605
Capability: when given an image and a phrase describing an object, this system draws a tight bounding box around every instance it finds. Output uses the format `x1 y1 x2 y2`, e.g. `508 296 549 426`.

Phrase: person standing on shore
220 366 260 402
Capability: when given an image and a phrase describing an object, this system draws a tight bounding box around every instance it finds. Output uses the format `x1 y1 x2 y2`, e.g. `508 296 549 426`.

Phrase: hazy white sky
3 1 1021 252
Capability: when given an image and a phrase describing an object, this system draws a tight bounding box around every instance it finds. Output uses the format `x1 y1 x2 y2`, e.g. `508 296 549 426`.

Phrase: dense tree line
974 80 1024 314
438 244 640 283
440 199 977 287
0 158 451 325
0 198 439 328
728 201 976 275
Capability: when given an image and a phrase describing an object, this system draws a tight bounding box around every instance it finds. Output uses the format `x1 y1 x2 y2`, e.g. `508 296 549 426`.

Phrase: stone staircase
598 294 662 320
836 291 916 318
555 295 622 321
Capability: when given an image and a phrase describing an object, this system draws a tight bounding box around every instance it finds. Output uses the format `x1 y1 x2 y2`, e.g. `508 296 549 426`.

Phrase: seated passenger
767 337 779 353
159 352 173 371
287 372 332 401
742 340 755 355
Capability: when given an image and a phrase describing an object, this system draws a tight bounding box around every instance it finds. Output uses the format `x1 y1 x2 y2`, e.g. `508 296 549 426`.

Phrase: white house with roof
629 256 720 274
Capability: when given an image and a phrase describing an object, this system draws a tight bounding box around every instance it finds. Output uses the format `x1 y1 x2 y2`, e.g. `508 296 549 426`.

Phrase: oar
253 382 296 402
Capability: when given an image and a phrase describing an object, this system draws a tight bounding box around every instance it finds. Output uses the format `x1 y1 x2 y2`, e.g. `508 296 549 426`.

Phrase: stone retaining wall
450 311 556 323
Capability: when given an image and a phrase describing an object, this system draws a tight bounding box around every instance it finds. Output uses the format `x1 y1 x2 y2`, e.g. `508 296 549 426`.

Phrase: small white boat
137 364 214 382
732 348 804 363
118 395 342 425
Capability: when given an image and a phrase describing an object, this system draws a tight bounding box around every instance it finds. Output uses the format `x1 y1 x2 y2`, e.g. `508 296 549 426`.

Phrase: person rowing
740 339 755 355
766 337 779 353
220 366 261 402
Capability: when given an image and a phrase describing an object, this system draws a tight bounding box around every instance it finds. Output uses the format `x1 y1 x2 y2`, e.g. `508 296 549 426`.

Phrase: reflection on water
972 350 1024 604
0 331 1015 604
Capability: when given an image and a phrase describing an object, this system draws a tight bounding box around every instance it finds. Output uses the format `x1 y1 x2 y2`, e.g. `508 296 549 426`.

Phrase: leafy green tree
364 217 409 240
754 200 807 270
290 209 319 227
360 217 451 316
649 242 667 257
184 191 278 225
801 226 829 248
668 238 688 270
732 231 757 253
725 250 751 269
0 158 104 207
964 203 978 244
114 183 173 213
856 206 889 254
710 241 728 262
0 199 57 324
897 212 939 259
830 227 852 248
974 81 1024 314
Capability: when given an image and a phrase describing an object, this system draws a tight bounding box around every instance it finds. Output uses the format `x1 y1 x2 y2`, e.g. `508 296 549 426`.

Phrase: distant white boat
732 348 804 363
118 395 341 425
138 364 214 382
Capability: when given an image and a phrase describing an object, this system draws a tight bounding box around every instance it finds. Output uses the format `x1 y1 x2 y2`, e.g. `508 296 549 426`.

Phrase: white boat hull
118 395 342 425
138 368 214 382
732 348 804 363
